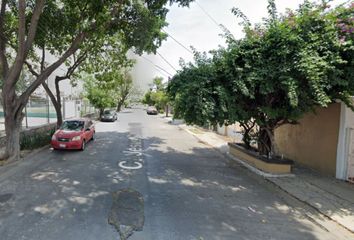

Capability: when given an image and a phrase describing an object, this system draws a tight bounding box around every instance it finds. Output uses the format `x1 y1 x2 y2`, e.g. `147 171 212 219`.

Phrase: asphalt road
0 107 348 240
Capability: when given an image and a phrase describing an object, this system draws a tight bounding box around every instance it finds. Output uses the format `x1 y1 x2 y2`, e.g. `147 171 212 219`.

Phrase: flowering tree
168 0 354 157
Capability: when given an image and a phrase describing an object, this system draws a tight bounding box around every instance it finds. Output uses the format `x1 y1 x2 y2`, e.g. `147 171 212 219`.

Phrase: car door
88 120 95 138
83 121 91 140
87 120 95 139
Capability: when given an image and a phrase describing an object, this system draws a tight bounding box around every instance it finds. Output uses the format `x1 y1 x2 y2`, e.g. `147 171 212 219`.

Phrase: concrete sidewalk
179 123 354 233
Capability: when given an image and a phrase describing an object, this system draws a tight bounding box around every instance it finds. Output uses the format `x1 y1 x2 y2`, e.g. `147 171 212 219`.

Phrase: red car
51 119 95 151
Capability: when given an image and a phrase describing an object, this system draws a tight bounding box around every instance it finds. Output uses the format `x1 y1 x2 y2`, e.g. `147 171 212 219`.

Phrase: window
60 121 84 131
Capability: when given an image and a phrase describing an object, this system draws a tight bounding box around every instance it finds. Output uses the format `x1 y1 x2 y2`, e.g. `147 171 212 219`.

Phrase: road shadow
0 129 350 239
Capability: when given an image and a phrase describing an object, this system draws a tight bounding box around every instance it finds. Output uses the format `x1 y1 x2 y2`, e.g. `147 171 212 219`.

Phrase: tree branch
17 0 26 60
4 0 44 89
0 0 8 78
17 1 124 112
24 0 45 57
24 60 39 77
19 31 88 106
66 51 87 78
40 45 45 72
55 50 88 84
42 81 58 107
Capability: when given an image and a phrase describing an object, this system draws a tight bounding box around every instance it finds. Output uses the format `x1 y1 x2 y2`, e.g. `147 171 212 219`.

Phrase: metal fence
0 96 95 131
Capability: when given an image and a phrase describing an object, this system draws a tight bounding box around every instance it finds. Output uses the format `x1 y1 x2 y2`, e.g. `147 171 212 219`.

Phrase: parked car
146 106 158 115
51 119 95 151
101 110 118 122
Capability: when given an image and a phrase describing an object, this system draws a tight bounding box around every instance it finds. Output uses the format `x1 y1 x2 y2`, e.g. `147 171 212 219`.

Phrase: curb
0 145 49 168
226 152 295 178
22 144 50 159
180 124 294 178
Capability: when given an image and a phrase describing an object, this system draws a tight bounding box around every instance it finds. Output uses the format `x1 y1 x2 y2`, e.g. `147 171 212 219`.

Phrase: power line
140 55 173 77
155 68 171 78
195 2 222 30
139 55 170 78
162 29 193 54
154 65 173 77
156 51 177 72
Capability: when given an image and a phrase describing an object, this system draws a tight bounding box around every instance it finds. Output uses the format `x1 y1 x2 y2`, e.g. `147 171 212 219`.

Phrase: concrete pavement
179 122 354 235
0 107 352 239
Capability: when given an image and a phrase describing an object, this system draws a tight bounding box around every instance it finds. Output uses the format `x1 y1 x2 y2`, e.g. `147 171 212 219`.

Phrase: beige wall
275 103 341 176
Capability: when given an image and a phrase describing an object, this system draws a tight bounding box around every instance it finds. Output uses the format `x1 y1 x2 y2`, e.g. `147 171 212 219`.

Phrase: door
346 128 354 183
85 120 94 140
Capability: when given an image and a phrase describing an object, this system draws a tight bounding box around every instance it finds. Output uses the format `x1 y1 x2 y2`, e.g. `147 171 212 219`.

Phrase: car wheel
81 140 86 151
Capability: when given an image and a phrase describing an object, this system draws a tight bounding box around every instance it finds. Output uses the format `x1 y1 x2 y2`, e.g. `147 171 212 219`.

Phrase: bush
20 128 56 150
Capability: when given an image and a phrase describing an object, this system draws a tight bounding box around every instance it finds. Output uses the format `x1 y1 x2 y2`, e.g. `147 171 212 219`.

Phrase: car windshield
60 120 84 131
104 110 112 115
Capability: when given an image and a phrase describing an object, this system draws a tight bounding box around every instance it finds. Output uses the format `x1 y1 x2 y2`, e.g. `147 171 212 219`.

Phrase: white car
146 106 158 115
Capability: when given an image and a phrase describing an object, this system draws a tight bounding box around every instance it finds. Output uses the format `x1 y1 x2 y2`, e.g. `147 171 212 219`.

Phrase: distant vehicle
147 106 158 115
101 110 118 122
51 119 95 151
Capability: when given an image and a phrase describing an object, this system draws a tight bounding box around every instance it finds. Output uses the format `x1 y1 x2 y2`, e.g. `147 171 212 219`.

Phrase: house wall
275 103 341 176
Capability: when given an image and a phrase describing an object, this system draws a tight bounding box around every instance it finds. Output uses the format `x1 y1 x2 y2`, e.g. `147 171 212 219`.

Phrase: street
0 107 350 240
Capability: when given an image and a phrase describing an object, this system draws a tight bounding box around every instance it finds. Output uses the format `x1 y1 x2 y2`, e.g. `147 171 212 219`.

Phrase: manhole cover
108 189 144 240
0 193 13 203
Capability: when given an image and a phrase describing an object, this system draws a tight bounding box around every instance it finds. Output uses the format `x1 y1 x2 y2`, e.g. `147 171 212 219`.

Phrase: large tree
169 0 354 157
143 76 169 113
116 72 134 112
0 0 193 161
84 68 134 117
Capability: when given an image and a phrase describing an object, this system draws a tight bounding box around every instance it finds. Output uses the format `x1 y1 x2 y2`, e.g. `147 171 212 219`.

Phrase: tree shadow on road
0 129 351 239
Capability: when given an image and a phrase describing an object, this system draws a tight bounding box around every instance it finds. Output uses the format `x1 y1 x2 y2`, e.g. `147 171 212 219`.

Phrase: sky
130 0 349 91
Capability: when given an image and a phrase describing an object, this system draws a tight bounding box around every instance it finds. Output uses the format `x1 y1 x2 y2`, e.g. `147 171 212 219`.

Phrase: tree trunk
165 105 169 117
4 113 22 162
54 78 63 127
53 102 63 128
0 14 86 161
42 79 63 128
257 126 278 158
116 92 129 112
242 128 252 149
257 128 270 157
99 108 104 119
1 88 24 162
116 100 123 112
